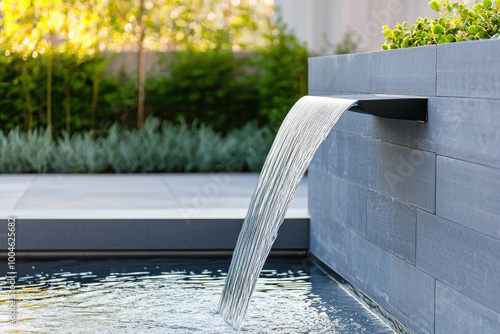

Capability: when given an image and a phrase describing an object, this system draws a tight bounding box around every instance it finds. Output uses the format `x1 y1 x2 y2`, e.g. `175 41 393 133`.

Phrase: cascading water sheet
218 96 357 330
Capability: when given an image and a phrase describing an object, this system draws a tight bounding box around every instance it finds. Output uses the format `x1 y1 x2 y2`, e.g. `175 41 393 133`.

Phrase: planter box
308 39 500 334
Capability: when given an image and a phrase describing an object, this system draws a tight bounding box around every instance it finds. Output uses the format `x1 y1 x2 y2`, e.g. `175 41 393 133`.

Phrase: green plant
320 29 360 55
257 17 309 128
51 131 108 173
0 118 274 173
145 49 263 133
382 0 500 49
0 53 137 136
0 127 53 173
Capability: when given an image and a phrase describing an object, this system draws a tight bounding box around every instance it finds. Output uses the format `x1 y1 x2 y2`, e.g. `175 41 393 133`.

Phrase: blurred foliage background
0 0 357 172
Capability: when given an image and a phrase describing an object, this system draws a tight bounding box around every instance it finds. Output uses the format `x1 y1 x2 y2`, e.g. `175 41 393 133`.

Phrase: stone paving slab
0 173 308 219
0 174 309 251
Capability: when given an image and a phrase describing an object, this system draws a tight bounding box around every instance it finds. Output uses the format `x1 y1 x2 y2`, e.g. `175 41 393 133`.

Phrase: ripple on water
0 259 394 334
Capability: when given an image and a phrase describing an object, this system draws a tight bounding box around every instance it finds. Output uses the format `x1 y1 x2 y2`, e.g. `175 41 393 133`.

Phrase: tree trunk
137 0 146 129
21 66 33 132
47 47 52 130
90 58 100 128
65 68 71 134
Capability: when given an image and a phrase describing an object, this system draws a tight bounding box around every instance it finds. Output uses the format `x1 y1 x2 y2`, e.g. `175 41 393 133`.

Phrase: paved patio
0 174 309 253
0 173 308 219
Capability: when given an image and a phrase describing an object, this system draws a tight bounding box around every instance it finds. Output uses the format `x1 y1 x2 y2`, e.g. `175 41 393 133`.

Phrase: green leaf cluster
0 54 136 136
382 0 500 49
0 118 274 173
145 19 310 132
145 49 263 133
255 17 309 129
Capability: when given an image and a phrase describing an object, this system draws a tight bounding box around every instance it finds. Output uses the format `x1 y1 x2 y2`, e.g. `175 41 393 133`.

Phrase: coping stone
437 39 500 99
2 218 309 251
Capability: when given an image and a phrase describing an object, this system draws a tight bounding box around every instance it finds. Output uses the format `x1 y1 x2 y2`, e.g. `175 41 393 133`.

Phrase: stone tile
417 210 500 313
308 169 328 218
310 214 351 276
436 156 500 239
367 190 416 264
19 193 181 210
323 130 436 211
0 195 22 210
308 89 332 96
324 174 367 236
309 53 370 93
311 45 437 96
349 231 435 333
369 45 437 96
417 97 500 169
437 39 500 99
308 56 335 92
323 130 376 187
10 218 309 250
19 175 170 202
10 174 308 214
309 144 323 172
0 175 35 195
0 175 35 209
372 140 436 212
435 281 500 334
330 108 377 138
330 53 371 93
320 97 500 171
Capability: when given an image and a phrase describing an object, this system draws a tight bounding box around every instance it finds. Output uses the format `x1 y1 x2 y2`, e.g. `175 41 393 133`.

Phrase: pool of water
0 257 394 333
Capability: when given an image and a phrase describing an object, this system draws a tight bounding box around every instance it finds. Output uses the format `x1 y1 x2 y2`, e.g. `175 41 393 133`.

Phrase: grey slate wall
308 39 500 334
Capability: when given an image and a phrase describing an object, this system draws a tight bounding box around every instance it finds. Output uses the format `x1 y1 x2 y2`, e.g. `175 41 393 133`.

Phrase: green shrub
0 16 310 134
51 131 108 173
382 0 500 49
0 118 274 173
0 54 137 136
257 17 309 128
0 127 53 173
144 19 310 132
144 49 263 133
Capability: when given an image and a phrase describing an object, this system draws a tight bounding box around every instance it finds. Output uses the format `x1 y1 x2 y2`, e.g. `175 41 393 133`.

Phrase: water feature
0 258 393 333
219 96 357 329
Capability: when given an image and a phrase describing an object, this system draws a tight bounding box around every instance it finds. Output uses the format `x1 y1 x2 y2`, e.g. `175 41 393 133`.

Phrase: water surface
0 258 393 333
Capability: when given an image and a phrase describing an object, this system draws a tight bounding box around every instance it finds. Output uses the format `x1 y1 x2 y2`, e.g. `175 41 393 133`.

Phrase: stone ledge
0 218 309 251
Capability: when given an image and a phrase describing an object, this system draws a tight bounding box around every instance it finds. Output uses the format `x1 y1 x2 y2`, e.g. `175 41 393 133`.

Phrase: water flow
218 96 357 330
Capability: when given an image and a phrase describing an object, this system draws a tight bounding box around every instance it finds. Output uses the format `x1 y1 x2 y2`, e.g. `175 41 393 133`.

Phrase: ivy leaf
429 1 441 12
